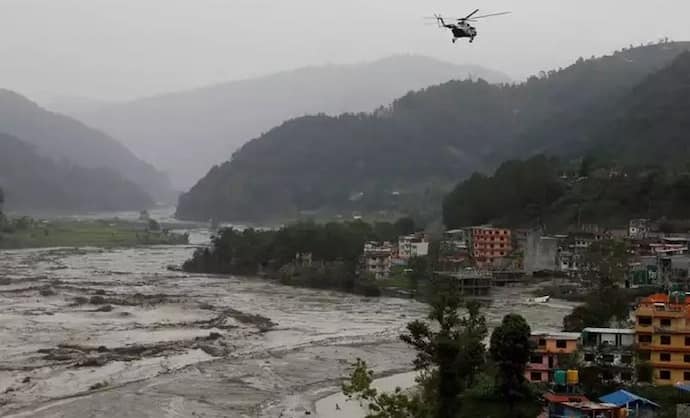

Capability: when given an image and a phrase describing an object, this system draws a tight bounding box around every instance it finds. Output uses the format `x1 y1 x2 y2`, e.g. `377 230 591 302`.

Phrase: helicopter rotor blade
463 9 479 20
471 11 511 20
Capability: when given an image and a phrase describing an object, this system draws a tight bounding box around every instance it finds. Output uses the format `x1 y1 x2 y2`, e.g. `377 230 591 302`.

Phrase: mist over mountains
176 42 690 224
0 90 173 204
70 55 510 188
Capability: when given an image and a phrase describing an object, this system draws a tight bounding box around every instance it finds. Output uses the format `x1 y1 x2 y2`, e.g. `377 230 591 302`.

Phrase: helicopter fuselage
451 22 477 39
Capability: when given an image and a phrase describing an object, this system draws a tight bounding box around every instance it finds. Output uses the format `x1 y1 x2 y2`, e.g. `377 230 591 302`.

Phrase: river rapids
0 242 578 417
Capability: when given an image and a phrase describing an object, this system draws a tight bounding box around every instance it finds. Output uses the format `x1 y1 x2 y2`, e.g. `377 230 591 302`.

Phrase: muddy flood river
0 242 579 417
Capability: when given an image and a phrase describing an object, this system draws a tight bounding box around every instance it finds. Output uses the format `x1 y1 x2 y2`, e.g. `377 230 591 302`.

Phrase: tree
147 219 161 232
399 293 488 418
395 217 417 236
490 314 531 408
342 359 426 418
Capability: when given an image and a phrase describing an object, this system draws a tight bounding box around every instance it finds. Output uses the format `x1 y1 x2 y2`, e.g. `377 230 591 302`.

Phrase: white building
398 234 429 260
581 328 635 382
363 242 393 280
442 229 468 251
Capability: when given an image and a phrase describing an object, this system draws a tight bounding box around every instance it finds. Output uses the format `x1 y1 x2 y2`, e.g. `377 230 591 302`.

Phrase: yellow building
635 293 690 384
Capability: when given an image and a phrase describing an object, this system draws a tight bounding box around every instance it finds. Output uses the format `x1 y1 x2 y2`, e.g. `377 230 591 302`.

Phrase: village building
438 229 469 272
397 234 429 261
466 226 512 269
629 219 650 240
543 393 623 418
362 242 393 280
526 331 580 383
598 390 660 418
434 269 492 297
634 293 690 384
581 328 635 383
523 231 559 275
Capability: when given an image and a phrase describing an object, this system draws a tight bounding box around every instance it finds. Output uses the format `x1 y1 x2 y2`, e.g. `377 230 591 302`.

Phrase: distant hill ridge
175 42 690 223
72 55 510 188
0 132 153 212
0 89 173 203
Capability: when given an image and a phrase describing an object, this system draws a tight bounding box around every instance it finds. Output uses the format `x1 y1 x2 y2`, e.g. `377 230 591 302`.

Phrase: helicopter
428 9 510 43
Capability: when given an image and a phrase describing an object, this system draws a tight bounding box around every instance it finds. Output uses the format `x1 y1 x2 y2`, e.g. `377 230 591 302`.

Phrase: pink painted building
526 331 581 383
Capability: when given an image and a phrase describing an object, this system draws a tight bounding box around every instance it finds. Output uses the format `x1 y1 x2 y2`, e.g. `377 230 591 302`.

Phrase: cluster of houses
362 234 430 280
529 292 690 417
362 219 690 297
361 226 515 281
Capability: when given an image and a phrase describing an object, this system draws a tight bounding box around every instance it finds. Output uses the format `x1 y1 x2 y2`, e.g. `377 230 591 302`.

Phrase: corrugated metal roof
582 327 635 335
599 390 660 408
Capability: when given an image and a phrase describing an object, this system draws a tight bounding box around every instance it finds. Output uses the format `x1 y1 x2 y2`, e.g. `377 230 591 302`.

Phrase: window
660 370 671 380
556 340 567 349
638 316 652 326
660 353 671 362
685 372 690 381
530 372 542 381
530 354 542 364
621 355 633 365
602 354 615 363
584 353 595 362
638 334 652 343
685 354 690 363
685 336 690 346
638 351 651 361
661 335 672 345
661 318 672 327
538 338 546 347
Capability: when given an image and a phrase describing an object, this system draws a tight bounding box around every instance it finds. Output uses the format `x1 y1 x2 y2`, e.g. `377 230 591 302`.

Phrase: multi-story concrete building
362 242 393 280
581 328 635 383
629 219 650 240
397 234 429 261
526 331 580 383
438 229 469 272
635 293 690 384
524 233 559 274
467 226 512 269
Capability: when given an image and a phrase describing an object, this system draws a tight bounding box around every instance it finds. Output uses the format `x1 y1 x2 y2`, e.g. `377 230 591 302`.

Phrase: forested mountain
0 133 153 212
0 90 173 202
593 51 690 166
443 52 690 230
176 42 690 223
71 55 509 188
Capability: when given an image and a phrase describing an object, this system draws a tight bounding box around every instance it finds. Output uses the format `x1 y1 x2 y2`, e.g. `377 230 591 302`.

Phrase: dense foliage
344 287 537 418
182 220 414 294
400 297 488 418
562 240 633 332
443 156 690 230
442 155 564 228
0 133 153 212
489 314 532 408
177 42 690 222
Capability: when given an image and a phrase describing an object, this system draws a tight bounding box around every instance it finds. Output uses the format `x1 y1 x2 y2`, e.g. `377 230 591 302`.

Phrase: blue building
599 390 660 418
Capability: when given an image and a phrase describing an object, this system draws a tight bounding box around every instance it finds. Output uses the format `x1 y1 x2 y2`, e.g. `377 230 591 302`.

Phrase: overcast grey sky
2 0 689 102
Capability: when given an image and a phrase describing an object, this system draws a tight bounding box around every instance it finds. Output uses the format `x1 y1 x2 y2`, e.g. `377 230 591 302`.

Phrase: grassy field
0 219 188 249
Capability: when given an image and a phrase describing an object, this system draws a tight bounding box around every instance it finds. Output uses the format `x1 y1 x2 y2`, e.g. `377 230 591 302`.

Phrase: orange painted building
467 226 512 268
635 293 690 384
525 331 581 383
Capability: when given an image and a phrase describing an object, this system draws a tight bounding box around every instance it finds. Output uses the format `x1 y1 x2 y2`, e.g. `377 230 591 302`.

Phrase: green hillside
443 52 690 229
177 42 690 223
0 133 153 212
